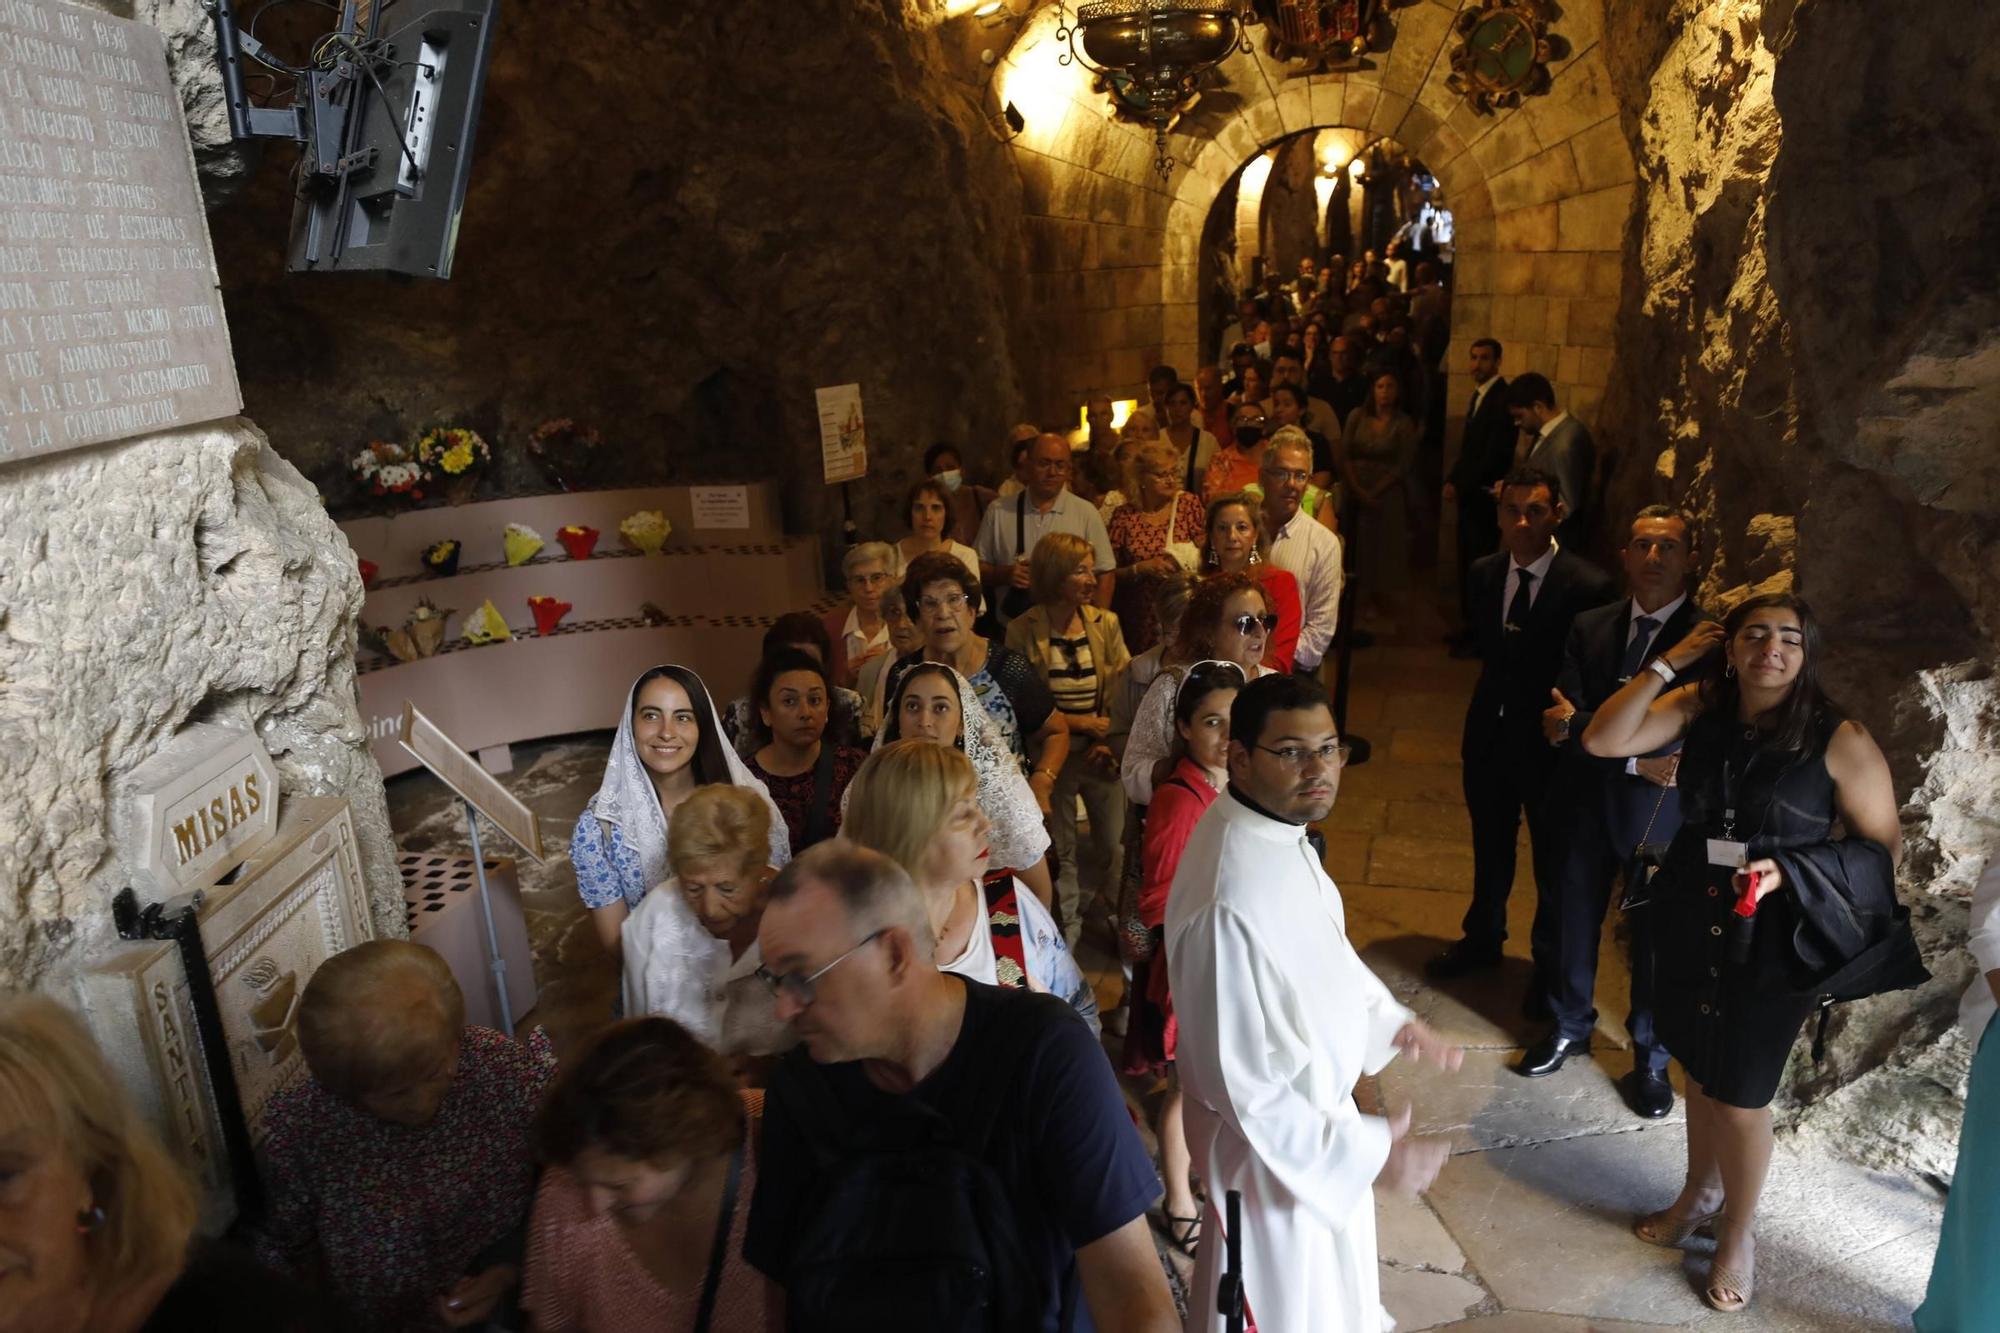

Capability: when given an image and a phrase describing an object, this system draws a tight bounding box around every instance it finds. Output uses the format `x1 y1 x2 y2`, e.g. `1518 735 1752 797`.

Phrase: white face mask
935 469 963 493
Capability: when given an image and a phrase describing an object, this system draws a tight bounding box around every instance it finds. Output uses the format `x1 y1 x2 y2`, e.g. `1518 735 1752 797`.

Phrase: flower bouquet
357 556 379 589
421 539 461 577
526 418 603 492
619 509 672 555
556 524 599 561
503 522 544 566
349 441 430 507
528 595 573 635
376 597 454 662
414 426 491 505
462 599 513 646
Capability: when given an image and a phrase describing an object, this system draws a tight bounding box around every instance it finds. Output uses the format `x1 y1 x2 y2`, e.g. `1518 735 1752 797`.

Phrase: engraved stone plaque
0 0 242 464
78 797 373 1229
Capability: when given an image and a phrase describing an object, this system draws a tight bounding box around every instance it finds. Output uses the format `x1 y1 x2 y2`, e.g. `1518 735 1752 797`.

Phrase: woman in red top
1203 491 1301 673
1127 659 1243 1260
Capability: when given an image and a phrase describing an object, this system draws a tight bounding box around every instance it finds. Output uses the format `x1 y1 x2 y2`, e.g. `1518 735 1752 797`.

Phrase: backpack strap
981 872 1032 991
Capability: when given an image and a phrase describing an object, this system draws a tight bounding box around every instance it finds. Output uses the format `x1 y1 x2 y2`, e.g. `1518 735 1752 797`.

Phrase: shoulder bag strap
1015 490 1028 558
801 741 840 847
692 1140 745 1333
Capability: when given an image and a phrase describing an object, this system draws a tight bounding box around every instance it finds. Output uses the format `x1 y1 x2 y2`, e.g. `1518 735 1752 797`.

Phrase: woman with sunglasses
1128 660 1244 1258
1120 572 1274 811
845 739 1098 1032
1203 490 1302 673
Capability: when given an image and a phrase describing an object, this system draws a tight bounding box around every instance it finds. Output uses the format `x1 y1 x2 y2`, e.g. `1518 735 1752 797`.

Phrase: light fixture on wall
1054 0 1253 182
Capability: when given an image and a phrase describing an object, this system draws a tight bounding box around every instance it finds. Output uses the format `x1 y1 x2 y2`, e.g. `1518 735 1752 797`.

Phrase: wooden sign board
0 0 242 465
397 700 545 861
110 723 279 896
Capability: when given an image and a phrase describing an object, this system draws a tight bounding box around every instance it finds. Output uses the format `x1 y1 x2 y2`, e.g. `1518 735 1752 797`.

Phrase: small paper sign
690 485 750 529
815 382 868 484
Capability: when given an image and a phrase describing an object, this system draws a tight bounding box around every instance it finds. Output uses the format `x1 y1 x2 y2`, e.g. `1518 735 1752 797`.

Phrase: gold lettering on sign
170 768 271 866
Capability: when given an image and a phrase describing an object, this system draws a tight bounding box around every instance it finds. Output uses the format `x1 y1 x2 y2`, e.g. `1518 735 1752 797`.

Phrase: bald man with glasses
1258 428 1345 675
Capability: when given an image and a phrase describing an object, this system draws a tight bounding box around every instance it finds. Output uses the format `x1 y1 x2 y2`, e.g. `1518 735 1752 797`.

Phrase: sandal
1704 1218 1755 1312
1704 1262 1753 1313
1160 1211 1202 1257
1632 1204 1721 1248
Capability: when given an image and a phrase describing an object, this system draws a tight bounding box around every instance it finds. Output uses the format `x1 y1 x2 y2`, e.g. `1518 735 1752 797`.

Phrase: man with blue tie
1517 506 1708 1118
1429 469 1616 989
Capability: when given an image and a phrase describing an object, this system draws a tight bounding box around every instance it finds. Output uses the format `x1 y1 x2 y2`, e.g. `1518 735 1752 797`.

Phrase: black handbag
1618 783 1673 912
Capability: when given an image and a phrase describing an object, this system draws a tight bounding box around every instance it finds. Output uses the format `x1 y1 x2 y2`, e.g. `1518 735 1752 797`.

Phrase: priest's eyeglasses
1254 741 1352 769
756 929 887 1007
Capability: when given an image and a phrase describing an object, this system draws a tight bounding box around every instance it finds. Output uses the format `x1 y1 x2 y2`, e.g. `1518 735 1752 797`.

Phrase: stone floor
383 597 1944 1331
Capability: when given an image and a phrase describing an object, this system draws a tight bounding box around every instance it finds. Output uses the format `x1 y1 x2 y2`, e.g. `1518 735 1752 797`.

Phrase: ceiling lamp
1056 0 1252 181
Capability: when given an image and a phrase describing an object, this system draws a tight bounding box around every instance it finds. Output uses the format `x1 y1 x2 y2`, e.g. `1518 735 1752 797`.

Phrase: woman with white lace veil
859 658 1056 907
570 666 791 967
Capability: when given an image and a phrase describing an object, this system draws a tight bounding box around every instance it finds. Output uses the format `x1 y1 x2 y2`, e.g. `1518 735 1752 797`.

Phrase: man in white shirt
1526 506 1707 1114
1169 672 1460 1333
1431 469 1615 987
1504 372 1596 548
1258 430 1344 673
975 433 1115 625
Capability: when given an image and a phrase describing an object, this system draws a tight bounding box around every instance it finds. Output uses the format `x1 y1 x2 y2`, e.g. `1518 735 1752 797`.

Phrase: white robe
1167 789 1413 1333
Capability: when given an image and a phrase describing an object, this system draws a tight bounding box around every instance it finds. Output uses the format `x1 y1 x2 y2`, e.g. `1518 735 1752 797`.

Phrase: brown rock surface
1599 1 2000 1171
202 0 1034 556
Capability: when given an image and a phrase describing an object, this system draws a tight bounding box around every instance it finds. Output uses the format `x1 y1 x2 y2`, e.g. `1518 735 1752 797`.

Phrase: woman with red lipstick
845 740 1099 1032
1583 592 1907 1313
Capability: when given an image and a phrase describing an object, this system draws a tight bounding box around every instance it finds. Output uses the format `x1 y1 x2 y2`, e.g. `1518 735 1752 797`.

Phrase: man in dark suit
1429 468 1617 990
1444 338 1514 653
1515 506 1706 1117
1506 373 1596 551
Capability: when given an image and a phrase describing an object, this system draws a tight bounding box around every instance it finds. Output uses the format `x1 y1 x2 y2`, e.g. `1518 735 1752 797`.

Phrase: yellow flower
441 442 474 473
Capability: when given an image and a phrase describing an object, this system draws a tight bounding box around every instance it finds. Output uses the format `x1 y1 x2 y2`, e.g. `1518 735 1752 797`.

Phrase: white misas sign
111 723 279 896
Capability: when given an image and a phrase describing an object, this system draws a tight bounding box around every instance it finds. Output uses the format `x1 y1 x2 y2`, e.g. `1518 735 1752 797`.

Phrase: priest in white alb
1168 673 1462 1332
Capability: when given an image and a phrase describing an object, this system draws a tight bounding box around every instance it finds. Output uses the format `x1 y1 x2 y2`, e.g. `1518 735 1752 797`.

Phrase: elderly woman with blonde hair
1108 435 1208 655
258 939 556 1330
0 993 322 1333
623 783 795 1066
846 738 1099 1031
1007 531 1132 948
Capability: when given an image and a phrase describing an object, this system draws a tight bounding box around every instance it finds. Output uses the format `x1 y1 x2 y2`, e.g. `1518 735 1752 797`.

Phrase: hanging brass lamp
1056 0 1252 181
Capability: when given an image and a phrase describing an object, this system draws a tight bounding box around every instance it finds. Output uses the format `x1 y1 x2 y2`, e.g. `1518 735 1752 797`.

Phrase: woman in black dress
1581 592 1901 1314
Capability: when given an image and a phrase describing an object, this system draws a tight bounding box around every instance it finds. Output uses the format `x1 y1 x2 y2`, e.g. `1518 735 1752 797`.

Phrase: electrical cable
242 0 339 75
320 30 424 180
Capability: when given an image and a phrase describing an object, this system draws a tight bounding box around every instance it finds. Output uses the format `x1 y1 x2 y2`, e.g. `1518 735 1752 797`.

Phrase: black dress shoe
1424 939 1502 980
1619 1069 1675 1119
1515 1033 1589 1078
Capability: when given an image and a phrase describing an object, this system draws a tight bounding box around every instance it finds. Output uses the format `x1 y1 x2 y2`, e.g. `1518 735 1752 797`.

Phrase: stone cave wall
1599 0 2000 1177
0 422 405 992
0 3 401 994
203 0 1035 555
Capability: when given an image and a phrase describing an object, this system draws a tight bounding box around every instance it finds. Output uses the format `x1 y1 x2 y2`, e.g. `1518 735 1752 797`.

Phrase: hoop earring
1725 663 1736 679
1204 547 1219 569
76 1204 105 1235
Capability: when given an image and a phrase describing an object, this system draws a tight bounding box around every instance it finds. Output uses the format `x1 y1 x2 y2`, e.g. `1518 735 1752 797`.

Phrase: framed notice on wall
815 382 867 484
0 0 242 465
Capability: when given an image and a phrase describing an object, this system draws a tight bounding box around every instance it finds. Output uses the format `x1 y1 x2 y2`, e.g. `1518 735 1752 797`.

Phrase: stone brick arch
995 1 1636 426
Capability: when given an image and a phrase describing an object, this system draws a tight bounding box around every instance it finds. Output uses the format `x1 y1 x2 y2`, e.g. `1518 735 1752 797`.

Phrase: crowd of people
2 252 1989 1333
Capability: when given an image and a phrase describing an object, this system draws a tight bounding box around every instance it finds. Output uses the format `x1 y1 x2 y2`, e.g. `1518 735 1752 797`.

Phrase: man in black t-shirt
745 841 1175 1333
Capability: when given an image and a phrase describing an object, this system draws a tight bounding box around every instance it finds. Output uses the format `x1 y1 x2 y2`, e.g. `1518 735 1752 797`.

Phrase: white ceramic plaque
111 723 279 895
